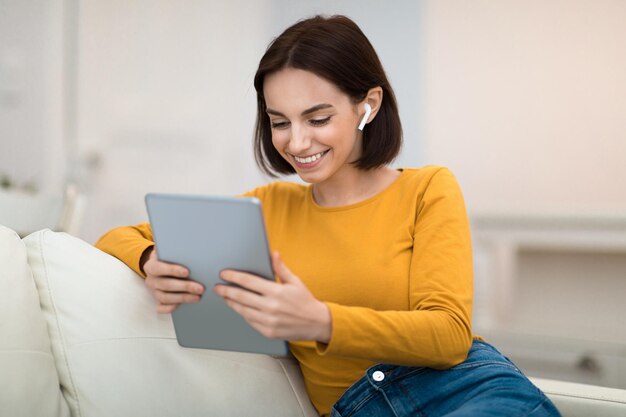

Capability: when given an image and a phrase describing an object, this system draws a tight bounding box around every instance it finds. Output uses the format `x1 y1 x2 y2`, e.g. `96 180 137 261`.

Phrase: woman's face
263 68 364 185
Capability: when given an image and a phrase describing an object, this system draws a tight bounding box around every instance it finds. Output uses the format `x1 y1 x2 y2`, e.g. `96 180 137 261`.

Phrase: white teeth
294 151 326 164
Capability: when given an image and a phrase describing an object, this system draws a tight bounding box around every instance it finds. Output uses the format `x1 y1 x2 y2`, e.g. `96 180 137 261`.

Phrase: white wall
75 0 273 242
0 0 66 193
75 0 423 243
3 1 625 235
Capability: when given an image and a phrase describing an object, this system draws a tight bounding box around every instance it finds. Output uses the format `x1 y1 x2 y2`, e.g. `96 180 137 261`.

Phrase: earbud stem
358 103 372 131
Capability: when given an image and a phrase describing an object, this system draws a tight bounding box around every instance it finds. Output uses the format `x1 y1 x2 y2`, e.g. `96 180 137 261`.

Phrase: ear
359 87 383 128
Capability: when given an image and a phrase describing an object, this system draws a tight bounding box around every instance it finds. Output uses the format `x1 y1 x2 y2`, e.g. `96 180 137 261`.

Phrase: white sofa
1 224 625 417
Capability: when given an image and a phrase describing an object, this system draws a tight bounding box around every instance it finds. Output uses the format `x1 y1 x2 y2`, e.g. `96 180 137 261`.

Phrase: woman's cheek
272 132 290 152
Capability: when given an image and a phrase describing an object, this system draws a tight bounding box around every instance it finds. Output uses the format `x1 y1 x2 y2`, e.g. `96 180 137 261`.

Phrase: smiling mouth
292 150 328 164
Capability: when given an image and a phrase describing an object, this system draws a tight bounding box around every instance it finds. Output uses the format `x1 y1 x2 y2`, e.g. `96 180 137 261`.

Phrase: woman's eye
310 117 331 127
271 121 290 129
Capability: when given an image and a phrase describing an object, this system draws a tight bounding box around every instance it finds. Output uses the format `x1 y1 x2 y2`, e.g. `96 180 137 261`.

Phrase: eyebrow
266 103 334 117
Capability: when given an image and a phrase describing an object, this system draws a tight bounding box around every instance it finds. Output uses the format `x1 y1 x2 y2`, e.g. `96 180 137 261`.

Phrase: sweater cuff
315 302 345 356
133 243 155 278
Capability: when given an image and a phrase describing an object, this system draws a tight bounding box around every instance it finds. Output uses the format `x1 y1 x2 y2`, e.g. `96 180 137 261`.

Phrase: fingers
143 252 204 314
144 256 189 280
152 287 202 304
145 275 204 313
213 282 265 311
222 298 282 339
213 271 280 320
144 274 204 301
150 286 202 315
271 251 298 284
216 254 301 309
146 275 204 295
215 257 328 341
219 270 276 295
156 303 179 314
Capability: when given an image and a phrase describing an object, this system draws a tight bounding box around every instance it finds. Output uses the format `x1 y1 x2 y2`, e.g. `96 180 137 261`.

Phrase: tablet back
145 193 289 356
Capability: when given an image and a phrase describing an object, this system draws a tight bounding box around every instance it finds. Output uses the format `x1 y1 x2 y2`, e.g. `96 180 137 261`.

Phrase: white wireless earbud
358 103 372 131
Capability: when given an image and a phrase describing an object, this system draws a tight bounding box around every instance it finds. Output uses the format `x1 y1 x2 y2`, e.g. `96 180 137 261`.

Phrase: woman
96 15 560 417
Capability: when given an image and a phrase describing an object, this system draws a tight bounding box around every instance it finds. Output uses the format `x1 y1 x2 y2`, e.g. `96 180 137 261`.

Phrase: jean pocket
449 344 522 373
450 359 521 372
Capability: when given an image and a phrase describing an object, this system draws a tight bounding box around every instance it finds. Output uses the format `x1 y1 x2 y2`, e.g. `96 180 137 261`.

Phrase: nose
288 124 312 155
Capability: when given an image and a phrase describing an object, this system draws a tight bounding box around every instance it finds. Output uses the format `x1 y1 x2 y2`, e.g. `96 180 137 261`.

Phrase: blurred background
1 0 625 390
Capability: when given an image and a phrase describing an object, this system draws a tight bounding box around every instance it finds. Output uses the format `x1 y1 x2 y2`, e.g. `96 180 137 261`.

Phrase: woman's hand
142 247 205 314
213 251 332 343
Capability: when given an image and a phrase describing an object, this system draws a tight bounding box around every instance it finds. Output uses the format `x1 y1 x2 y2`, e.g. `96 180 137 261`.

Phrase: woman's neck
311 166 400 207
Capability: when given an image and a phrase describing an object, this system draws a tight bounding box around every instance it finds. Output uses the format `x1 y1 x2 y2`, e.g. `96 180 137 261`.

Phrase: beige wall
420 0 626 214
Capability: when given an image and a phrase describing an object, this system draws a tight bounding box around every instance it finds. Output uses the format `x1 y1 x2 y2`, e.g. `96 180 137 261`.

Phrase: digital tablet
145 193 289 356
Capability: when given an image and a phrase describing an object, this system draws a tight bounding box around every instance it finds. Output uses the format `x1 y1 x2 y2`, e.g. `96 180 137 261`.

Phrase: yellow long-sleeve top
96 166 474 416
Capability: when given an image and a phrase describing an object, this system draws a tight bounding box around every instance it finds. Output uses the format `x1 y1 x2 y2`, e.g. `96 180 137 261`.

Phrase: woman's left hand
213 251 332 343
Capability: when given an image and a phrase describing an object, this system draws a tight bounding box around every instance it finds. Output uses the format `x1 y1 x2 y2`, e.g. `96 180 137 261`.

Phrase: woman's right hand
141 247 205 313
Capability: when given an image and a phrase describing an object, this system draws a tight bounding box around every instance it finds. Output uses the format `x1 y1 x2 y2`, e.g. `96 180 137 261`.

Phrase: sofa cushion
23 229 317 417
0 225 70 417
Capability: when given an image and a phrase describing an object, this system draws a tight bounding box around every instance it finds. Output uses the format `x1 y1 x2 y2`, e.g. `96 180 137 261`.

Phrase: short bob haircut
253 15 402 177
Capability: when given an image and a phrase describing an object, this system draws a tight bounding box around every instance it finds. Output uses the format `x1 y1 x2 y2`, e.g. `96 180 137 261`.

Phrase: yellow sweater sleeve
316 168 473 368
95 223 155 277
93 189 265 277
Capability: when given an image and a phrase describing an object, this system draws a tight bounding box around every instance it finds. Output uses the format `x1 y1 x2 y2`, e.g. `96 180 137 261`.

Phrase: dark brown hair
253 15 402 176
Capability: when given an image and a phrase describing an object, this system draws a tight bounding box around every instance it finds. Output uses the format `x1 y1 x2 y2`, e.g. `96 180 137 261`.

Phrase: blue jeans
330 340 561 417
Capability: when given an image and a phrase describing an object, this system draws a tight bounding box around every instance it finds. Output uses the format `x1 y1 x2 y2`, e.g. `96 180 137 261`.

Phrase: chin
294 169 328 185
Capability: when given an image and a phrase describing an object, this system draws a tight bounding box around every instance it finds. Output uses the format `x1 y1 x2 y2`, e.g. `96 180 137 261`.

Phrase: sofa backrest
3 226 317 417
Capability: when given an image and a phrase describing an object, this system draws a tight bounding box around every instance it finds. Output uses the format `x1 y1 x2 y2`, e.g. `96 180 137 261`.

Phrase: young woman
96 15 561 417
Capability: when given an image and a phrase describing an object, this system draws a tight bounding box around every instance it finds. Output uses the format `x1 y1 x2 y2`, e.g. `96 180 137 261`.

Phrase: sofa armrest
531 377 626 417
0 225 70 417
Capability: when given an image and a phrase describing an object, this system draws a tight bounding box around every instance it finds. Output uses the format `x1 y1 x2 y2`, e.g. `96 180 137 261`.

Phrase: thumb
271 251 299 284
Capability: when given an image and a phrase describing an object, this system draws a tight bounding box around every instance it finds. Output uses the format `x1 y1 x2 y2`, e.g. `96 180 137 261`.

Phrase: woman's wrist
315 302 332 344
139 245 154 275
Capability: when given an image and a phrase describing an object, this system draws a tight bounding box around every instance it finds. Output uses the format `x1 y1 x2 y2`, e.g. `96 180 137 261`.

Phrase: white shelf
470 213 626 388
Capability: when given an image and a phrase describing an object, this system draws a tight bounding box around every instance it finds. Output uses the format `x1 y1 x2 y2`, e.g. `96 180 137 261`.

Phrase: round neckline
306 168 408 212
